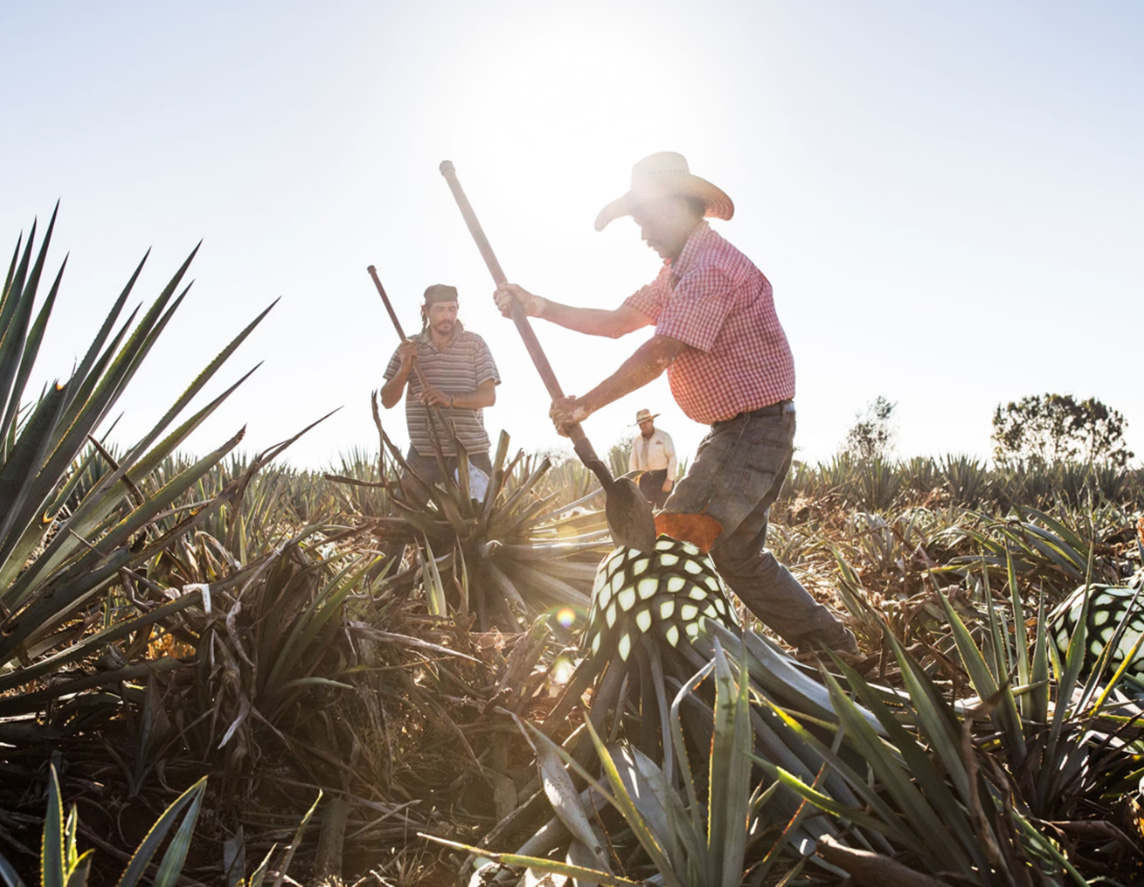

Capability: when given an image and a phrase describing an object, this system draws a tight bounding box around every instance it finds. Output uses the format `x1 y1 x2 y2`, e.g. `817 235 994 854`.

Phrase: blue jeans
663 408 847 648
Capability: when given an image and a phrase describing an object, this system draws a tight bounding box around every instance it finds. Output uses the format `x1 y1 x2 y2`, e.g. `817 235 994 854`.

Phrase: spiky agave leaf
0 763 314 887
937 506 1118 591
761 648 1060 883
0 219 276 651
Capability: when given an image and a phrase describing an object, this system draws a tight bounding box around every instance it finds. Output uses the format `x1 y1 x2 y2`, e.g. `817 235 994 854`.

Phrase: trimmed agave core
582 536 740 662
1047 584 1144 683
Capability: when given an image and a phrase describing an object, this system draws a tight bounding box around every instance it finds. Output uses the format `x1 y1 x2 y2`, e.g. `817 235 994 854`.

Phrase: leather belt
743 400 795 419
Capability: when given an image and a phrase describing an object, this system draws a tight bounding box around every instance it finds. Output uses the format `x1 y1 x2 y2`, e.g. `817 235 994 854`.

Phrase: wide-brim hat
632 408 660 426
595 152 735 232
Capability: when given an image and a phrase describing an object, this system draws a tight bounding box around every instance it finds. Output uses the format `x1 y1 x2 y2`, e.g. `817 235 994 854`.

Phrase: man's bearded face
426 301 458 336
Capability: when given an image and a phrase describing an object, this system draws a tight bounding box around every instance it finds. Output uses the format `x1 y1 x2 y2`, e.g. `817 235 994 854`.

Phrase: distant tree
608 434 633 478
991 393 1134 467
843 396 897 461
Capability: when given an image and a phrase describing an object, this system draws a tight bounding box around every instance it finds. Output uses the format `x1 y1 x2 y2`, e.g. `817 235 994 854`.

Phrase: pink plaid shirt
624 221 795 424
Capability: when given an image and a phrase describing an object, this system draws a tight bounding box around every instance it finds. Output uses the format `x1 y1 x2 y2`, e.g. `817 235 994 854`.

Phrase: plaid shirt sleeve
653 265 735 353
622 264 673 320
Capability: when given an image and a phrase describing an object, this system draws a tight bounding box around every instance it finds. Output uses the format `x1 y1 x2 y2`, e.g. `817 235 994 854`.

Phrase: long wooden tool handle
367 265 410 342
438 160 608 476
366 265 435 396
439 162 564 398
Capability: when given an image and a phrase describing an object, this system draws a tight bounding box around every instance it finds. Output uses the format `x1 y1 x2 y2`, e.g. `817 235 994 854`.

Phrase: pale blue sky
3 1 1142 470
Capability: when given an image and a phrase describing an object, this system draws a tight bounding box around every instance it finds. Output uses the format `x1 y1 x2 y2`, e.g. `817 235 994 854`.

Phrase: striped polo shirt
383 324 500 457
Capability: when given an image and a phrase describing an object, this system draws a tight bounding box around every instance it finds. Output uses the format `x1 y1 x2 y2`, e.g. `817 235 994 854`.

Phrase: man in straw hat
629 408 677 509
383 284 499 501
494 152 858 657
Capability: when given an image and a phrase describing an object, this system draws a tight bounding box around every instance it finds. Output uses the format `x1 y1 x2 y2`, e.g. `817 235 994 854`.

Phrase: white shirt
629 428 678 476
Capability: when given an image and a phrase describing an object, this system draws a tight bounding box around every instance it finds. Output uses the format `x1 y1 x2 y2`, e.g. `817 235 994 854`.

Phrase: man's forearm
380 372 408 409
579 335 688 416
536 299 649 339
451 381 496 410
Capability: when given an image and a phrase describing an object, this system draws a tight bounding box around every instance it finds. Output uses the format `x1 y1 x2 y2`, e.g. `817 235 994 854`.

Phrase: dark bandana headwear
423 284 459 306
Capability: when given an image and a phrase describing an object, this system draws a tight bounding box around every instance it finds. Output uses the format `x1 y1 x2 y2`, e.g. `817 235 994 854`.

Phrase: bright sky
3 1 1142 472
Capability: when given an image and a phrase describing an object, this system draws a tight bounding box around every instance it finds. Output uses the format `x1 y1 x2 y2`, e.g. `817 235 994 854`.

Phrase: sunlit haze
3 1 1142 472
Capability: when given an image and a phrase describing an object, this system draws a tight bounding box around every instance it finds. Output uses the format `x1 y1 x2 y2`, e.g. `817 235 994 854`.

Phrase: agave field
1 215 1142 887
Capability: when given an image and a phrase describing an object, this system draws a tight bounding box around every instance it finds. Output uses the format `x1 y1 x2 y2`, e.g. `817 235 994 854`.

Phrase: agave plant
326 445 393 519
767 543 1144 884
933 505 1123 594
765 647 1090 885
0 210 277 683
438 644 798 887
436 534 906 886
0 763 207 887
0 212 349 877
940 454 990 508
902 455 941 499
945 558 1143 819
0 763 322 887
329 407 613 633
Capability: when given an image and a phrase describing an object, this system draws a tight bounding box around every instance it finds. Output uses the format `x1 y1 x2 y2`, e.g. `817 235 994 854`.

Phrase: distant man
493 152 858 656
382 284 499 499
629 408 677 509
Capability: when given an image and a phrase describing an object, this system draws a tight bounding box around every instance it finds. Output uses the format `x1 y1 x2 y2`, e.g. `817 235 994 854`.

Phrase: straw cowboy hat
595 152 735 232
632 408 661 426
